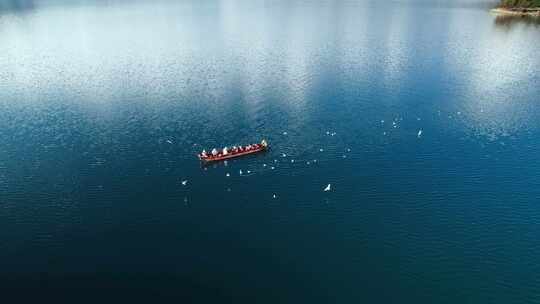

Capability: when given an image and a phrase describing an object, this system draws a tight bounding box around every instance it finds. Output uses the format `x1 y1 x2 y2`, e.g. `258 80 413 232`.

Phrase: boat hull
199 146 268 163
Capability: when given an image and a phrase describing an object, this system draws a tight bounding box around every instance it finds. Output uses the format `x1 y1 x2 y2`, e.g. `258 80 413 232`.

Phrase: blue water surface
1 0 539 302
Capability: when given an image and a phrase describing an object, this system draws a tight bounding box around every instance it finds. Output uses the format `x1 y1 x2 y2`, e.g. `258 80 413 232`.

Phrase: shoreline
491 7 540 17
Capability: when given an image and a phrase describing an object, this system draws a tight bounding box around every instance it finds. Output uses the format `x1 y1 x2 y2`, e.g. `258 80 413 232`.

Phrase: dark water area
1 0 540 302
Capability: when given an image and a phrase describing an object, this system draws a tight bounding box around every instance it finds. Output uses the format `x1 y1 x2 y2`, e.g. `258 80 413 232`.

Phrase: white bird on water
181 180 188 186
226 173 230 177
166 140 173 144
324 184 331 192
417 130 423 138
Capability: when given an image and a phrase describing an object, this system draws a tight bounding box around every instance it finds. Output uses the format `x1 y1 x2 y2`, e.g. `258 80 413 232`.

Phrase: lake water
1 0 540 302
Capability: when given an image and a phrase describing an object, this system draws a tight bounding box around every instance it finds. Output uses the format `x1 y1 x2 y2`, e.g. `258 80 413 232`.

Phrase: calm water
1 0 540 302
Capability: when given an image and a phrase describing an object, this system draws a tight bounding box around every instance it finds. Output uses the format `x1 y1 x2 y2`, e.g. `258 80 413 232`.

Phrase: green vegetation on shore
500 0 540 8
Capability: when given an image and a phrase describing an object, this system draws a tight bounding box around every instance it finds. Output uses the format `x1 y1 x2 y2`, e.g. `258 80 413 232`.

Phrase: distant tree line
500 0 540 7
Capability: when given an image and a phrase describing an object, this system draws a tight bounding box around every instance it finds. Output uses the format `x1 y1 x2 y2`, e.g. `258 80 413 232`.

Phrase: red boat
198 140 269 163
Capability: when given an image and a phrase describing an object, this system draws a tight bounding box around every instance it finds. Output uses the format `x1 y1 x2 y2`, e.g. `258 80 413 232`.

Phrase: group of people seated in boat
199 140 267 159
